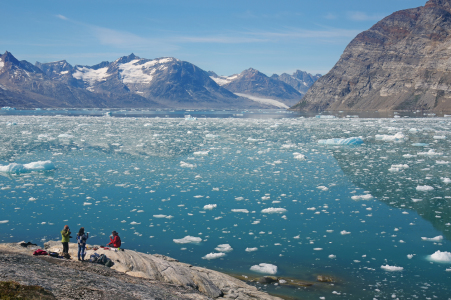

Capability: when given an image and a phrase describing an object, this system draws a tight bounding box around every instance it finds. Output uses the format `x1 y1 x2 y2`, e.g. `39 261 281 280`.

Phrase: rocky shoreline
0 241 283 300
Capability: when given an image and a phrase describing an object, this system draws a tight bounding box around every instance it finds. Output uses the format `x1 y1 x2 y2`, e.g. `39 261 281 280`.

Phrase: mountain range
291 0 451 112
0 51 320 109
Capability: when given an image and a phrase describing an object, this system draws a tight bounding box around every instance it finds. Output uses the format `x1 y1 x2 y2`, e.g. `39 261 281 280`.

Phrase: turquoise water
0 115 450 299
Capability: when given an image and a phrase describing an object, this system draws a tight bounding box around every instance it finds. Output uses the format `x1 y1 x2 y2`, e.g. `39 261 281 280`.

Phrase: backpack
49 252 58 258
97 254 108 265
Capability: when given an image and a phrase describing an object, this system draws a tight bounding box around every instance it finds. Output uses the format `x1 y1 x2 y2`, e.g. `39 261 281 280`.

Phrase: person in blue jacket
76 227 89 261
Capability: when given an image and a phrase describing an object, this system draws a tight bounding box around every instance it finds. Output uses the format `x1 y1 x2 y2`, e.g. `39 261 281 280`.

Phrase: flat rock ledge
0 242 281 300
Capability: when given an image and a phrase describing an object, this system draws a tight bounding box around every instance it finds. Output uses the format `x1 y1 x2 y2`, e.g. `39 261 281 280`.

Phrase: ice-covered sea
0 114 450 299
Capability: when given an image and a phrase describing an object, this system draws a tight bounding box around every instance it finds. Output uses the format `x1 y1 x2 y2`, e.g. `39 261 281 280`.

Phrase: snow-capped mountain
210 68 320 107
33 53 261 108
0 51 316 109
271 70 321 95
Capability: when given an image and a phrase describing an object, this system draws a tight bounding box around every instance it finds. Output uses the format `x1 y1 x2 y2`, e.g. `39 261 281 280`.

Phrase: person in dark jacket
76 227 89 261
61 225 71 253
107 230 121 248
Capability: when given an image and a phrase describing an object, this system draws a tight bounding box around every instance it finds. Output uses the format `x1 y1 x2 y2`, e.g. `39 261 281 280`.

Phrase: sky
1 0 426 77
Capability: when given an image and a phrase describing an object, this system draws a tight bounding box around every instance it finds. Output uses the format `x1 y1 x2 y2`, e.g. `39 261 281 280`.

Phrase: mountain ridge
0 51 319 109
291 0 451 112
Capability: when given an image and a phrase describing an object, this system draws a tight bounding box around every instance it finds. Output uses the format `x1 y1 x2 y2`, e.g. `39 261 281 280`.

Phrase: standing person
76 227 89 261
61 225 71 254
107 230 121 248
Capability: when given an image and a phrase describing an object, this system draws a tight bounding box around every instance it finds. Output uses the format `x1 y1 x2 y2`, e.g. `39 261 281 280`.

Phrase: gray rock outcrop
291 0 451 112
42 241 281 299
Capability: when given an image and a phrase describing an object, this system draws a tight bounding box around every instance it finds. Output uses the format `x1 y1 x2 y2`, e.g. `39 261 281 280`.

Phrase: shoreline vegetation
0 241 336 300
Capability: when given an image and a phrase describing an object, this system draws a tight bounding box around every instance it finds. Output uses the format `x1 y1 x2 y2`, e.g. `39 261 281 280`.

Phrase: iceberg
261 207 287 214
0 161 55 173
381 265 404 271
202 252 226 260
318 137 363 145
173 236 202 244
375 132 406 142
215 244 233 252
250 263 277 274
427 251 451 263
421 235 443 242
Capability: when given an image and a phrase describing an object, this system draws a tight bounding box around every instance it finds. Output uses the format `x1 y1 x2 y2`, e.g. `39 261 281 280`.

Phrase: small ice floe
180 161 196 168
433 135 446 140
441 177 451 184
193 195 204 198
261 196 270 200
293 153 306 160
193 151 209 156
407 254 415 259
203 204 217 210
381 265 404 271
307 207 316 211
202 252 226 260
317 137 363 145
231 209 249 213
29 197 37 201
215 244 233 252
58 134 74 138
261 207 287 214
340 230 351 235
412 143 429 147
436 160 449 165
416 185 434 191
351 194 373 201
388 164 409 172
403 154 417 158
250 263 277 275
0 220 9 224
427 251 451 263
130 221 141 225
235 197 244 201
313 248 323 251
173 236 202 244
411 198 422 202
245 247 258 252
153 214 168 218
328 254 336 259
317 186 329 191
418 149 443 156
83 202 92 206
0 160 55 173
421 235 443 242
375 132 406 142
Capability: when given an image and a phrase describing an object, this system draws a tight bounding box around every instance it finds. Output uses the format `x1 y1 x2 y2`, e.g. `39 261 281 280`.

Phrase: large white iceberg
427 251 451 263
318 137 363 145
261 207 287 214
0 161 55 173
173 236 202 244
381 265 404 271
250 263 278 274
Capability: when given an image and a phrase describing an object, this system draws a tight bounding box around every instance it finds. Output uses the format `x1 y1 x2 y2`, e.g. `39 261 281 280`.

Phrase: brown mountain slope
291 0 451 112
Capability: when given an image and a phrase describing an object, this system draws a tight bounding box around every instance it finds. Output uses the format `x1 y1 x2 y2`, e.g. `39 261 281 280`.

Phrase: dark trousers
62 242 69 253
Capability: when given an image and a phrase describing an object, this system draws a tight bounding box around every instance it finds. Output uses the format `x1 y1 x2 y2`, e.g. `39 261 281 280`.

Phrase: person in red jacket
108 230 121 248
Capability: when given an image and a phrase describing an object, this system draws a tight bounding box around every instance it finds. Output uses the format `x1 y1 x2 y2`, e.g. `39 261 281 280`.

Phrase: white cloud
56 14 68 21
347 11 385 21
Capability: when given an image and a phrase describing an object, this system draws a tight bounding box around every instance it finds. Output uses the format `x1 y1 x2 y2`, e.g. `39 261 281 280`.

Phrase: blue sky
1 0 426 76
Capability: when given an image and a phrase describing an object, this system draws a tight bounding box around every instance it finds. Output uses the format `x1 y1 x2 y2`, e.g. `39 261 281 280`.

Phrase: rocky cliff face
291 0 451 112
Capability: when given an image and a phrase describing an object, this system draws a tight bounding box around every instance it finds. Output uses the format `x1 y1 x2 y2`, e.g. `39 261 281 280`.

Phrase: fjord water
0 114 450 299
